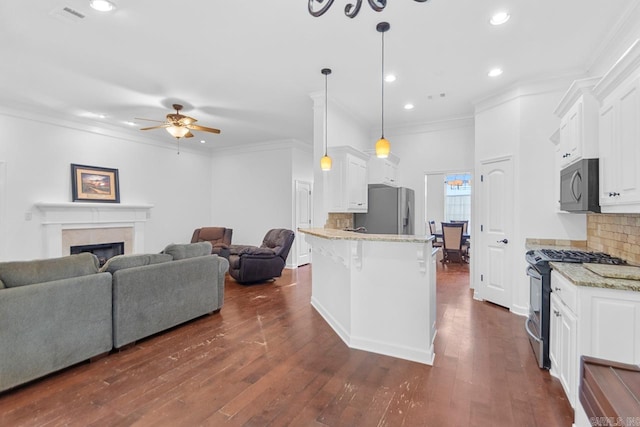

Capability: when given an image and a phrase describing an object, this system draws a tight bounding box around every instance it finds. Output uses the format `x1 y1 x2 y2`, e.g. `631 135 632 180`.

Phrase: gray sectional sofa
0 242 229 393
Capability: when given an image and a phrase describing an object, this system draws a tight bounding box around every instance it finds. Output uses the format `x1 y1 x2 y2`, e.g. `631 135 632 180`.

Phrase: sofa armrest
239 247 276 257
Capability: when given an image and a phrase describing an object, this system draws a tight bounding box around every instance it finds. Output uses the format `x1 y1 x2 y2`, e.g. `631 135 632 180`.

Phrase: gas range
526 248 626 267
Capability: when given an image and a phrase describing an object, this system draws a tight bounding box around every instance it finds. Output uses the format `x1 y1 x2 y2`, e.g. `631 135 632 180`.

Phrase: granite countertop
550 262 640 293
298 228 434 244
525 238 587 252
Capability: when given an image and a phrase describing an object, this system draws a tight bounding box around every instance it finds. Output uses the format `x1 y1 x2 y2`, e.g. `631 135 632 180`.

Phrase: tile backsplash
587 213 640 265
325 213 354 230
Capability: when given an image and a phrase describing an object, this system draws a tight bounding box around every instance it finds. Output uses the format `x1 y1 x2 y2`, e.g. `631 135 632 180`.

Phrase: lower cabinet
550 270 640 418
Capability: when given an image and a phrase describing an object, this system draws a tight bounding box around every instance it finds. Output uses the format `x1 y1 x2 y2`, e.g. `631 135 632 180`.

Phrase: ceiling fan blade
134 117 166 123
188 124 221 134
185 131 194 138
140 124 169 131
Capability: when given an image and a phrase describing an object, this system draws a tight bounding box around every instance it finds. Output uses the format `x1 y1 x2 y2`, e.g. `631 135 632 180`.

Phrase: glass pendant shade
166 125 189 138
376 137 390 158
320 155 332 171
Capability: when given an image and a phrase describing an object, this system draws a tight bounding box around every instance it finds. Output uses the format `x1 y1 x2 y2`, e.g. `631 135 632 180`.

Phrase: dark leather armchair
191 227 233 257
225 229 295 284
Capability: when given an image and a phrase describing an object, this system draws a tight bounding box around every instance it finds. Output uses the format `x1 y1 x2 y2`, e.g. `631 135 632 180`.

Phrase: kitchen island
298 228 438 365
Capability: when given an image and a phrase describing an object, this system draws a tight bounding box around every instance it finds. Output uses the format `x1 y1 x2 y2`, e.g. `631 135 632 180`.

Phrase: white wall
385 120 475 235
210 140 311 267
0 110 213 261
474 80 587 313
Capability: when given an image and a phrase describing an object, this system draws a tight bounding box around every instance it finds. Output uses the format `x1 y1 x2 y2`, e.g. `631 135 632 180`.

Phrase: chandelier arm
368 0 387 12
344 1 362 18
308 0 335 17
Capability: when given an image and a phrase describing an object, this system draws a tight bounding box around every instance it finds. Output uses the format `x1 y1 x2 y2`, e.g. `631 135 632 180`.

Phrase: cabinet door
550 292 578 408
347 156 367 210
599 102 617 205
599 76 640 210
617 78 640 205
559 101 582 168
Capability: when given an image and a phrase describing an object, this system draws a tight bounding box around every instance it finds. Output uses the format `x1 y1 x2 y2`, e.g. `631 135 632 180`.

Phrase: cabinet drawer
551 270 577 313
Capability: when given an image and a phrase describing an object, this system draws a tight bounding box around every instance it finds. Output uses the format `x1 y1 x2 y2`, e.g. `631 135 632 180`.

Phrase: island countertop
298 228 434 244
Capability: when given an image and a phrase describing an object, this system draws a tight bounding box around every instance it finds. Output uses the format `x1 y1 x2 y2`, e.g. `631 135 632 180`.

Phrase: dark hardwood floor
0 259 573 426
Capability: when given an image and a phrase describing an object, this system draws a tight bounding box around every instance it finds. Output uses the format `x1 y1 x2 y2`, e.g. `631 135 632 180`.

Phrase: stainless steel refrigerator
354 184 415 234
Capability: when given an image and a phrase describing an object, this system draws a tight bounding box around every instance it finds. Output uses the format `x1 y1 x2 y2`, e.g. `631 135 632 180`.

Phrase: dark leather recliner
225 229 295 284
191 227 233 257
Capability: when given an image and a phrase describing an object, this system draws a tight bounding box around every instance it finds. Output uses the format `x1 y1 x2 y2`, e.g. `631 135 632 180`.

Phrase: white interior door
478 157 513 309
295 180 312 266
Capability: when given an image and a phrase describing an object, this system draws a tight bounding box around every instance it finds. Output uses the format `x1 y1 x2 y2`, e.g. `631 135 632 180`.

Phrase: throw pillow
162 242 212 260
99 253 173 273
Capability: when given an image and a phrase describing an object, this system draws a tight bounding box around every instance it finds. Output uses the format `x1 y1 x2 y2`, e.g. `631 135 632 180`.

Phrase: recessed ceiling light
385 74 396 83
488 68 503 77
89 0 116 12
490 11 510 26
124 121 136 126
404 103 414 110
200 140 206 144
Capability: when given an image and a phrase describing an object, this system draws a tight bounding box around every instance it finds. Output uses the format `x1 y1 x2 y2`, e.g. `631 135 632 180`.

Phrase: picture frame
71 163 120 203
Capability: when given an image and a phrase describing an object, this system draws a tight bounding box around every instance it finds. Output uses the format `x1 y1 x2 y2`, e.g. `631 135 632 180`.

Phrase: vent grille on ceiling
50 6 86 23
63 7 85 19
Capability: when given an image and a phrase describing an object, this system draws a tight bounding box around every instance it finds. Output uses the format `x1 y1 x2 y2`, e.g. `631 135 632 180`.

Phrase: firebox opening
70 242 124 267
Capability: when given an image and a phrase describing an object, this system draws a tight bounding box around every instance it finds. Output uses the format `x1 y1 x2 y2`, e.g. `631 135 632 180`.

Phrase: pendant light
375 22 391 159
320 68 333 171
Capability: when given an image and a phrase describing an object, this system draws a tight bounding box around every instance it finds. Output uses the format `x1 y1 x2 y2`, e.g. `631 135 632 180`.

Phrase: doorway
425 171 472 236
295 180 312 266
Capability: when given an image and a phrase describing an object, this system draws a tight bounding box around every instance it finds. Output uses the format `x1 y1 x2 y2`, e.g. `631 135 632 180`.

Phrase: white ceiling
0 0 635 149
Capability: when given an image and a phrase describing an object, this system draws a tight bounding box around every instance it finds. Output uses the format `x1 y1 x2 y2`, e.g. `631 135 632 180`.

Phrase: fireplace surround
35 202 153 258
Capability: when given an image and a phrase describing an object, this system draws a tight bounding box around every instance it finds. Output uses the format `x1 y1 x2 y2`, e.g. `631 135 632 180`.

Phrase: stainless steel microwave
560 158 600 213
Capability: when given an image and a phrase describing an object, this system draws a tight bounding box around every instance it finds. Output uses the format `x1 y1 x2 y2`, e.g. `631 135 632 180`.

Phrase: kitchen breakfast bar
298 228 438 365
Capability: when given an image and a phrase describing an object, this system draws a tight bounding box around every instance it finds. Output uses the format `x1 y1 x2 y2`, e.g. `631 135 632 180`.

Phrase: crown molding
593 39 640 101
210 138 311 155
553 76 601 117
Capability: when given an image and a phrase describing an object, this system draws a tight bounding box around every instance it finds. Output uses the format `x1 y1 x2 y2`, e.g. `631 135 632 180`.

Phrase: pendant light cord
325 72 328 156
381 29 385 139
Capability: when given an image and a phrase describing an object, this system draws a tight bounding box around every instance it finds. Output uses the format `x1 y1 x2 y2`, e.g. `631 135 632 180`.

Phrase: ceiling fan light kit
137 103 220 153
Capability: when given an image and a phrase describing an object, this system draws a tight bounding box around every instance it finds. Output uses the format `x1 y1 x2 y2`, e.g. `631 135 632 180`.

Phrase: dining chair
440 222 467 265
428 220 442 248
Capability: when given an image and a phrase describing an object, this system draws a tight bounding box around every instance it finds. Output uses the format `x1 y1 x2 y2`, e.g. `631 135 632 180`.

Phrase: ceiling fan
136 104 221 140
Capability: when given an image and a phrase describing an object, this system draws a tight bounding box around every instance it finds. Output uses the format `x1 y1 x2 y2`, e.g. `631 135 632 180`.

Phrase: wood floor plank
0 262 574 426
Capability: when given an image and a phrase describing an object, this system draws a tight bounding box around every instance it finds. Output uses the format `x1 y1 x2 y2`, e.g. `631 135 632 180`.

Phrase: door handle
497 239 508 244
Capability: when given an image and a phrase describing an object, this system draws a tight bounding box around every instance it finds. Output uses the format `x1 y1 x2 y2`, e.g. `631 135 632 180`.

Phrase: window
444 173 471 224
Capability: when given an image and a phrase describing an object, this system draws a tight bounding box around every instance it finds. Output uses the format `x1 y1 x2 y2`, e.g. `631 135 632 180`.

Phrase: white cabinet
553 77 600 169
367 152 399 186
549 291 578 408
550 269 640 413
594 40 640 212
326 146 369 213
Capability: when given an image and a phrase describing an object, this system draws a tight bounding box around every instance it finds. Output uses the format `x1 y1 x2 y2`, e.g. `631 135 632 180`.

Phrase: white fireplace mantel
34 202 154 258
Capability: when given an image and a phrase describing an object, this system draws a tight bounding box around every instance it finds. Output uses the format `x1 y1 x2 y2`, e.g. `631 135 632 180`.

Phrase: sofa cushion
162 242 212 260
100 253 173 274
0 252 99 288
239 247 276 257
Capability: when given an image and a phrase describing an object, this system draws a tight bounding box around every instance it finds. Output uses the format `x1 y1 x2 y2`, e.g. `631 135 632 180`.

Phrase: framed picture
71 163 120 203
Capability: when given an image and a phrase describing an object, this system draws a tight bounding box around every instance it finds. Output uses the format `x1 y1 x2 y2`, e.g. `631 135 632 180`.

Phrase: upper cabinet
325 146 370 213
594 40 640 212
553 77 601 170
367 152 399 186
